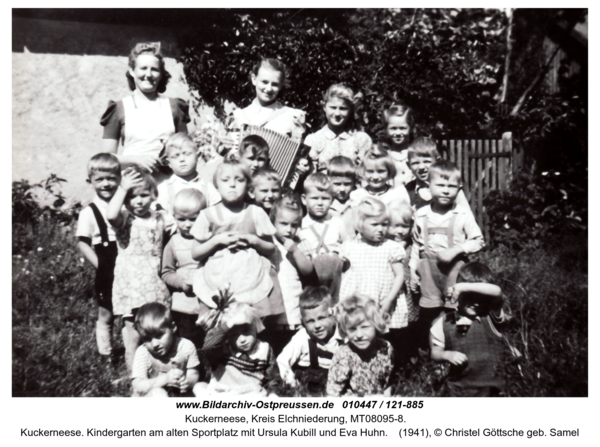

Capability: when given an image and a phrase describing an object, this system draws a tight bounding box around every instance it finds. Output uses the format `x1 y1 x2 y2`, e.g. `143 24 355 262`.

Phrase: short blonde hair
87 153 121 178
164 132 198 157
173 188 207 216
354 197 387 234
213 158 252 189
303 173 333 195
429 159 462 184
360 146 397 182
336 295 389 339
388 201 413 226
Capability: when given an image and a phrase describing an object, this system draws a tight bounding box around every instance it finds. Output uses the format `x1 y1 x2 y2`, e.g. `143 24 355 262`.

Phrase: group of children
77 92 511 398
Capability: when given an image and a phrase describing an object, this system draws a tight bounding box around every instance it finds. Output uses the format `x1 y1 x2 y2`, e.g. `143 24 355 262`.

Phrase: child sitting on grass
197 302 277 396
327 295 394 397
131 302 200 397
277 286 343 395
248 168 282 214
430 262 508 397
76 153 121 357
156 132 221 215
161 188 207 347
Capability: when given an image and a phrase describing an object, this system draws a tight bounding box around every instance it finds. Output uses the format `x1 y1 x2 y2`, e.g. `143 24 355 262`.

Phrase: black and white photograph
11 5 589 408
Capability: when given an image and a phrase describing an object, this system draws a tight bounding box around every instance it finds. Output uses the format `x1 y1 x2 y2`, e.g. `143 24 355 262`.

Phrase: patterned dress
306 126 372 172
326 338 394 397
339 236 410 328
112 209 171 316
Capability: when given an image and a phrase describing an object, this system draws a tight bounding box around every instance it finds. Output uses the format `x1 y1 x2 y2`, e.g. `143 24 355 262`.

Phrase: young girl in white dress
191 158 284 319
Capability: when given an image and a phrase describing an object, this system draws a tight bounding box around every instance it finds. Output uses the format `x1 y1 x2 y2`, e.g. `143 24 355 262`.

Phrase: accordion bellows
239 125 301 184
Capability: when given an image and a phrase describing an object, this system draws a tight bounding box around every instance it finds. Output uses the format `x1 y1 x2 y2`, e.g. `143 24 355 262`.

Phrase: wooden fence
439 132 523 241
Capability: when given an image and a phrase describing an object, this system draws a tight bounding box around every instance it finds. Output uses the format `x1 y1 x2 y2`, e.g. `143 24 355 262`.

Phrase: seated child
327 155 357 238
161 188 207 347
327 295 394 397
237 134 270 176
131 302 200 397
198 302 277 396
404 137 470 211
191 158 284 318
76 153 121 356
430 262 508 397
263 197 313 355
299 173 348 301
248 168 282 214
156 132 221 214
349 146 410 208
410 160 484 349
277 286 343 395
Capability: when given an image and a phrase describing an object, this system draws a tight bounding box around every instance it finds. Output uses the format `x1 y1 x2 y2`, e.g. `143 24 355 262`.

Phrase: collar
322 126 351 141
416 202 462 218
303 212 334 226
92 195 110 208
249 97 282 113
330 199 350 213
166 173 202 185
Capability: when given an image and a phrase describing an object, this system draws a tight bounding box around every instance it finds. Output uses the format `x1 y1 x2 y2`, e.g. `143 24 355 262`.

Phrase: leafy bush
484 164 586 249
180 9 506 139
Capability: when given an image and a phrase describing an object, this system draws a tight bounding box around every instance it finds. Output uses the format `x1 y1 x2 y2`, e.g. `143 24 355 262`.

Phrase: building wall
12 17 209 204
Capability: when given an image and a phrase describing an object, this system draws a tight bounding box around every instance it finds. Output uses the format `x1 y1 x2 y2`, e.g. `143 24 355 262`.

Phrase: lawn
12 179 588 397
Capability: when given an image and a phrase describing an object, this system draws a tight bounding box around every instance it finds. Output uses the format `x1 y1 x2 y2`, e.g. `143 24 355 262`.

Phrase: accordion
238 125 302 185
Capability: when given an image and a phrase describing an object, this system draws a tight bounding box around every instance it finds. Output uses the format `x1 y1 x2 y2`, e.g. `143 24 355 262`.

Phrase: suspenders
89 203 110 247
309 224 330 254
422 213 458 259
307 338 334 369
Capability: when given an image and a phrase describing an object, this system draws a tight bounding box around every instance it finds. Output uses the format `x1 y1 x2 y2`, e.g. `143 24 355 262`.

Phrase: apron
417 213 466 308
121 95 175 158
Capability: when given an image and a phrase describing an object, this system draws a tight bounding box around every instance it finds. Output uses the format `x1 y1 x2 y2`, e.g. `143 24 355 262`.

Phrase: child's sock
96 320 112 356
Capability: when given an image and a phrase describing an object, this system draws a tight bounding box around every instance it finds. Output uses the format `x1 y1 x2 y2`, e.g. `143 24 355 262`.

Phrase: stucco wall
12 17 207 204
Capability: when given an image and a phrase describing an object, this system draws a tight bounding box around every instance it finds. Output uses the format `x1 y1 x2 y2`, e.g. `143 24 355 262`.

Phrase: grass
12 195 588 397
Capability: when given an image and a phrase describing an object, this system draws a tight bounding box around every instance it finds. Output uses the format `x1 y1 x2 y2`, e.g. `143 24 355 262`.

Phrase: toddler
339 198 408 332
161 188 207 347
131 302 200 397
327 155 357 238
277 286 343 395
264 197 313 354
327 295 394 397
430 262 507 397
405 137 470 211
156 132 221 214
410 160 484 348
249 168 282 213
350 146 410 208
299 173 348 301
191 158 284 318
107 167 174 372
380 102 415 186
385 201 420 363
76 153 121 356
198 302 277 396
305 84 372 172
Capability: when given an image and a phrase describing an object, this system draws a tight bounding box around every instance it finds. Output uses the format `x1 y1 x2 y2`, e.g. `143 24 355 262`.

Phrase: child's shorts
417 256 465 308
94 240 118 312
312 254 343 302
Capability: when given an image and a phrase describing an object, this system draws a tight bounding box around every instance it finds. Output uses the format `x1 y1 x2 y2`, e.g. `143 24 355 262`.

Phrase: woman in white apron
100 42 190 174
